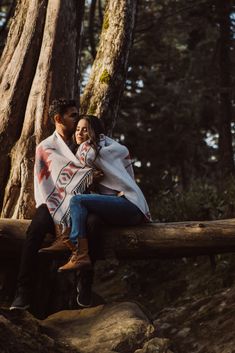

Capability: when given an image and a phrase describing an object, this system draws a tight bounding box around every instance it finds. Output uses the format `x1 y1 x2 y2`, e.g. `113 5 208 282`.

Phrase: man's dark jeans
16 204 103 294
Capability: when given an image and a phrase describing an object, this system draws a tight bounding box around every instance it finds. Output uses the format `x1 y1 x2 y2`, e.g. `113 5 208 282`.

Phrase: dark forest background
1 0 235 222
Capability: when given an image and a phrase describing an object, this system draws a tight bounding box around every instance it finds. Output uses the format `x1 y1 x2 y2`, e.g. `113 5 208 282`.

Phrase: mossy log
1 218 235 259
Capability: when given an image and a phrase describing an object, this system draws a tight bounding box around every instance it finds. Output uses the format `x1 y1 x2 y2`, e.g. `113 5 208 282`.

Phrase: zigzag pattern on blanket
34 131 94 227
48 166 93 226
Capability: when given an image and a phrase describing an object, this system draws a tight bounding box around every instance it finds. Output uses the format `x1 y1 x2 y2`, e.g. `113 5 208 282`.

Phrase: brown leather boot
39 225 71 253
57 238 92 272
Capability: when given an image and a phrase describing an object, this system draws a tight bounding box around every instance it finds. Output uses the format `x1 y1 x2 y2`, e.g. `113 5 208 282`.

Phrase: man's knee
26 204 54 241
33 204 53 225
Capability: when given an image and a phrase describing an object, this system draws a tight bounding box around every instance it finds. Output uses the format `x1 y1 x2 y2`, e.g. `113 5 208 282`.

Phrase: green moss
99 69 111 84
102 12 109 30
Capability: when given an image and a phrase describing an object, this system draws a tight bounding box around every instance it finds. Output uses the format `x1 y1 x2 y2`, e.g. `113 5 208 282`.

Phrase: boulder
0 302 158 353
41 302 156 353
0 309 77 353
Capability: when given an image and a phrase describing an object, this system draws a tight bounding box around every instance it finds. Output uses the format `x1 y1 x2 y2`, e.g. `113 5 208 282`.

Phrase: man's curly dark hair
48 98 77 123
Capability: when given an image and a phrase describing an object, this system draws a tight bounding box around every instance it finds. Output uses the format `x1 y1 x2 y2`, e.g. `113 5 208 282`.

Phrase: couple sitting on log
10 98 151 311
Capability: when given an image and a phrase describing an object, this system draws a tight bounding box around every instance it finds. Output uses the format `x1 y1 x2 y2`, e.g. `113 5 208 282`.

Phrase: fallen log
1 217 235 319
1 218 235 259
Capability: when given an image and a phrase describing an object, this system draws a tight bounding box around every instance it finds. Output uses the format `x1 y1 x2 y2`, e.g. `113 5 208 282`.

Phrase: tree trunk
80 0 137 134
0 0 85 219
88 0 97 59
0 0 47 210
2 218 235 259
217 0 234 176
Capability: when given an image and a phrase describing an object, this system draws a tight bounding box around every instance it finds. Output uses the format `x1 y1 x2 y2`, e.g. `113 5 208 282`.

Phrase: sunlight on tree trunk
80 0 137 134
0 0 47 210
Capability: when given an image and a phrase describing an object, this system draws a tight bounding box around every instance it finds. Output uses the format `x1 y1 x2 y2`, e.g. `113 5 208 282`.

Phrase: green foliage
113 0 235 203
80 0 235 220
151 177 235 222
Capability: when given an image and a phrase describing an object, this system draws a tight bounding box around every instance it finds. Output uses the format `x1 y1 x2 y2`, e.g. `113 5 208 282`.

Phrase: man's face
60 106 79 134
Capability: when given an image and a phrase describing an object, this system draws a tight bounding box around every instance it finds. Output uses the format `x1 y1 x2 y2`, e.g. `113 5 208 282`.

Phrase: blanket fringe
72 169 93 195
60 169 94 230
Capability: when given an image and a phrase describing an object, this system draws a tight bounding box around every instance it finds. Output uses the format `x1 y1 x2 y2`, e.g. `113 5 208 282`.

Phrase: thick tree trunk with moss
80 0 137 133
0 0 84 219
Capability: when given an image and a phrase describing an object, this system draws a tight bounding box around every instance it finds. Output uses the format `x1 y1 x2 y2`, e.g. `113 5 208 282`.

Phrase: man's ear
54 113 63 124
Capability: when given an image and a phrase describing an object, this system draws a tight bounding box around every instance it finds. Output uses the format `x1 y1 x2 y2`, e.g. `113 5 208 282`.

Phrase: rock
41 302 156 353
0 309 76 353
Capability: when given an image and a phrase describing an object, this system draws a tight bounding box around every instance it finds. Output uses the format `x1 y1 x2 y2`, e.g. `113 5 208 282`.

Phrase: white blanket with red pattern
34 131 93 226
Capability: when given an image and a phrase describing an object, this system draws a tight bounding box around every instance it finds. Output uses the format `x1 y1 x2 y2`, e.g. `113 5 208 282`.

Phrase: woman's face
75 119 89 145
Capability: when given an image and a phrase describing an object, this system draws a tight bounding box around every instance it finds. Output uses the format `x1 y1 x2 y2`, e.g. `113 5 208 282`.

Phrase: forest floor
1 246 235 352
93 253 235 352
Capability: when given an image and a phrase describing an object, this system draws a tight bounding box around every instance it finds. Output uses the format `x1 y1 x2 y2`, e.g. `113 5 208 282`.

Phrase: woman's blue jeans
69 194 143 243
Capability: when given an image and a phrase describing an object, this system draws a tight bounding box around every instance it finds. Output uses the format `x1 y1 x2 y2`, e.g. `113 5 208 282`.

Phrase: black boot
10 287 30 311
76 268 94 308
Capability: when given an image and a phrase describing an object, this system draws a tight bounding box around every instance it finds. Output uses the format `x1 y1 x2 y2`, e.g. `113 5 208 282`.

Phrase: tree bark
80 0 137 134
0 0 47 209
0 0 85 219
2 218 235 259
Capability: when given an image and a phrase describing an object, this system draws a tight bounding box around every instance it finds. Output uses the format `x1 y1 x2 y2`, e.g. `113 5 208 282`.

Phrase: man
10 98 103 311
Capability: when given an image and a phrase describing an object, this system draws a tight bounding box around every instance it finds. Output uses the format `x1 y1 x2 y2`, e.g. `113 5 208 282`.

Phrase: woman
58 115 151 272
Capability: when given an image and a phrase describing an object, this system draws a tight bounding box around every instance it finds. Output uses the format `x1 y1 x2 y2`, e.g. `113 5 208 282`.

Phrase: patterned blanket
34 131 93 226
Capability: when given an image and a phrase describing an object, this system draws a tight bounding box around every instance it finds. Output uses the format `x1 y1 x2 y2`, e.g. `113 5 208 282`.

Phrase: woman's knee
70 195 83 208
70 194 93 208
